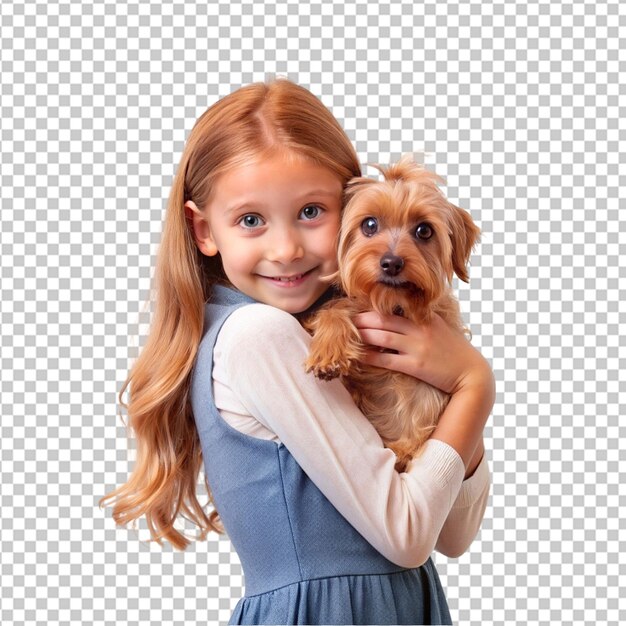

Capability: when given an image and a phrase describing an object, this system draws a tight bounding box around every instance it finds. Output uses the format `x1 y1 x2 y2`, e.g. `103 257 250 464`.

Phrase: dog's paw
306 363 342 381
304 354 353 381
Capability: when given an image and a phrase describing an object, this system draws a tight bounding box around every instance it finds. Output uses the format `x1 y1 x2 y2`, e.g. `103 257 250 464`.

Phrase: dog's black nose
380 253 404 276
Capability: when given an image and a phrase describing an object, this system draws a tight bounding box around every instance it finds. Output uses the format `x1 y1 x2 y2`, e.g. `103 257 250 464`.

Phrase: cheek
327 216 342 246
320 226 341 262
220 242 253 274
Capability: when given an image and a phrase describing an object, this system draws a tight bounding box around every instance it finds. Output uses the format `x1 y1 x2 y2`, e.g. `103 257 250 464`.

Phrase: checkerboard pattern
1 0 624 624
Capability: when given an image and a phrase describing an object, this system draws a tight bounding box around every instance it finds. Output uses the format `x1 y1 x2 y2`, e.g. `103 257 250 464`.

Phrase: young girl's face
187 152 344 314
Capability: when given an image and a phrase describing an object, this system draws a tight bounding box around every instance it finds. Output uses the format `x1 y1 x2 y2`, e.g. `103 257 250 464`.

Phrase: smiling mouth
262 268 315 284
272 273 306 282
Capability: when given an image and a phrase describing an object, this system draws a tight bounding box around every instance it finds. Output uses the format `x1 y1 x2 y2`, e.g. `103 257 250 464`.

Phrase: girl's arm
466 438 486 478
354 310 495 472
435 442 490 557
214 304 491 568
354 310 494 557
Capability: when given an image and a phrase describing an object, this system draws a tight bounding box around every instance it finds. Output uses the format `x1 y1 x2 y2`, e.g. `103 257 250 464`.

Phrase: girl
100 78 494 625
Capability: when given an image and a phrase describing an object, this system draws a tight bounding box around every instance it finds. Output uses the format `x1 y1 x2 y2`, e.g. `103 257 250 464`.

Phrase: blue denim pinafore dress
190 285 453 625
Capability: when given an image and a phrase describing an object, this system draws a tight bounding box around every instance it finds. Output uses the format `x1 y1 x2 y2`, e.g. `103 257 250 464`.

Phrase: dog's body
304 156 480 472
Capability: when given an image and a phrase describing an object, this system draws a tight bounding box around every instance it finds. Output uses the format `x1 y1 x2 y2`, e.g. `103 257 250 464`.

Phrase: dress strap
192 285 256 426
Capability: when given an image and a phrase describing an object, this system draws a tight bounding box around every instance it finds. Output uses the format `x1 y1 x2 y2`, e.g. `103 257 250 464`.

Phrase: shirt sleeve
213 303 485 568
435 450 491 558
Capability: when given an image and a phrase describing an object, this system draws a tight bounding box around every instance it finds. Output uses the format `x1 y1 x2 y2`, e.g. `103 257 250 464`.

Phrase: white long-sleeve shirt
212 303 491 568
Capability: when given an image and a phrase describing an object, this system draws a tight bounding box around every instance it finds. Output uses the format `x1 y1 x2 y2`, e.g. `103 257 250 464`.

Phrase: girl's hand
354 310 494 471
353 311 491 396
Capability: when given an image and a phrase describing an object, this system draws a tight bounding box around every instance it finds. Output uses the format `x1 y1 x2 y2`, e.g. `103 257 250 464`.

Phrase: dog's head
336 155 480 317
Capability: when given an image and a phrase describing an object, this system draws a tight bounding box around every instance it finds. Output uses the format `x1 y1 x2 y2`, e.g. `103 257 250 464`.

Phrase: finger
353 311 415 334
361 349 427 380
352 311 384 328
361 348 400 369
358 328 407 352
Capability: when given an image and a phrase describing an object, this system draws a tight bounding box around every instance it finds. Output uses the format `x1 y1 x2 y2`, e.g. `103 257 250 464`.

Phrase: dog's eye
361 217 378 236
415 223 433 240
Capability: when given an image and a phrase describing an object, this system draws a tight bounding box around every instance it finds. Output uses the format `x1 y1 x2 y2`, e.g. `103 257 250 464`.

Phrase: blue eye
300 204 322 220
240 214 263 229
361 217 378 236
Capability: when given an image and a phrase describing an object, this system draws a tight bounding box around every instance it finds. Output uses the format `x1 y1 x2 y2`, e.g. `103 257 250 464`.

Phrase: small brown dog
304 155 480 472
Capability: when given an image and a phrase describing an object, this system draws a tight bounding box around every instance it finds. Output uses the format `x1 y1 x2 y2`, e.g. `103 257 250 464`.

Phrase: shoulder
222 303 305 337
217 303 310 357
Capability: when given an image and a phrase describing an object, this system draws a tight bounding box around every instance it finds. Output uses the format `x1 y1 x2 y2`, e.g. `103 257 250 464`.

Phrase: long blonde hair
99 78 362 550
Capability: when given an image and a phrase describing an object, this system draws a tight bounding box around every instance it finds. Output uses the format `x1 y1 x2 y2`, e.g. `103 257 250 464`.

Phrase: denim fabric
190 285 452 625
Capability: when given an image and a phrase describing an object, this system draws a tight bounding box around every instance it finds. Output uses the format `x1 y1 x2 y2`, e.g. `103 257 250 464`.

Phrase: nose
380 253 404 276
267 227 304 264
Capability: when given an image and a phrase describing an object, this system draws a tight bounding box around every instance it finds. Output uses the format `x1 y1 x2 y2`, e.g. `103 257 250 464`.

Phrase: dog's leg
304 301 364 381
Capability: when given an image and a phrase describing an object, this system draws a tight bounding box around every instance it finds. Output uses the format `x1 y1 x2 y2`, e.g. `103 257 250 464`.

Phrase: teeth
274 274 303 282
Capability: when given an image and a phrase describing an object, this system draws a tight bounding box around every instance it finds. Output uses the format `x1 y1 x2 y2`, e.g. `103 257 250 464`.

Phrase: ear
449 205 480 283
184 200 219 257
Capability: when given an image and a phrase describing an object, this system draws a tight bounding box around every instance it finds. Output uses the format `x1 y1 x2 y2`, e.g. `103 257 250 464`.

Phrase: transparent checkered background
1 0 624 624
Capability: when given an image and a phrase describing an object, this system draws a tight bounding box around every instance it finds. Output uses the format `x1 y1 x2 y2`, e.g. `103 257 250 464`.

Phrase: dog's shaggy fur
304 156 480 472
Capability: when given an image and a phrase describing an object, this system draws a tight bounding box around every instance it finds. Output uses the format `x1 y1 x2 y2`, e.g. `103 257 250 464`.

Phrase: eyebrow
224 189 341 215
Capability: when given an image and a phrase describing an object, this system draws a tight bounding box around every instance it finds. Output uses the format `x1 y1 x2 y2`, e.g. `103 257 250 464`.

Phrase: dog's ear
449 205 480 283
